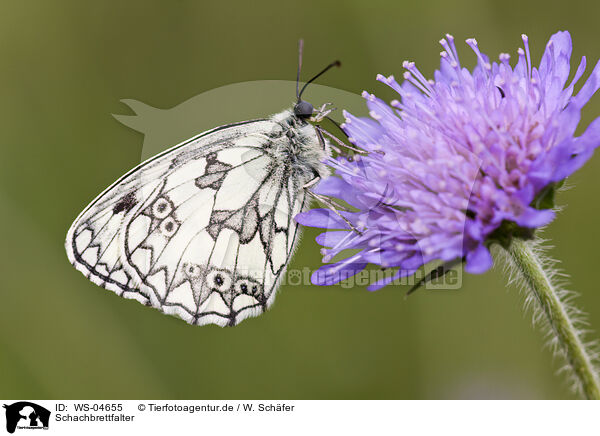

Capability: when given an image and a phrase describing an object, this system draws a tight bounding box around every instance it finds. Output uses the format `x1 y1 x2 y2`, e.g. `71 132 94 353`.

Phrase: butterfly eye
293 100 314 119
152 197 173 219
206 270 232 292
160 217 178 237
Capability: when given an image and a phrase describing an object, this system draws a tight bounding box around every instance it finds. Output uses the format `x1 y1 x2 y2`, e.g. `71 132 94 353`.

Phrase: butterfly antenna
298 60 341 101
296 39 304 101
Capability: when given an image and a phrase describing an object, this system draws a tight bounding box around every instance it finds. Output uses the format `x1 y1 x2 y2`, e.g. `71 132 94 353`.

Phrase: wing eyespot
152 197 173 219
184 263 203 279
234 277 262 296
206 269 232 293
159 216 178 237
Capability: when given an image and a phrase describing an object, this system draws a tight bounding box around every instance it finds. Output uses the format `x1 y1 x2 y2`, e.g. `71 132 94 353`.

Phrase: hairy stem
505 238 600 399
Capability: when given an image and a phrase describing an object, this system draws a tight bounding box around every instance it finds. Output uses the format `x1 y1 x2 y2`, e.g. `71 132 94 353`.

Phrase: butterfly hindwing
66 118 310 326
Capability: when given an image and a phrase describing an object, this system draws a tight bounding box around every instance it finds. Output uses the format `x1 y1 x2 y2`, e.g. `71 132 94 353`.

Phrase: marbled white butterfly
65 42 345 327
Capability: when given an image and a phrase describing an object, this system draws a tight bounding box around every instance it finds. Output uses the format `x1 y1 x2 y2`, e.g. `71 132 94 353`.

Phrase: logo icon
3 402 50 434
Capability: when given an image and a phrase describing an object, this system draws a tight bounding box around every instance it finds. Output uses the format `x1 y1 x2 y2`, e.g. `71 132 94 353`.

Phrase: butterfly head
293 100 314 119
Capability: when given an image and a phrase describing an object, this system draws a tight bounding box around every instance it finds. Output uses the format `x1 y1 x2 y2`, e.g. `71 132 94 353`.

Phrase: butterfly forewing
66 116 315 326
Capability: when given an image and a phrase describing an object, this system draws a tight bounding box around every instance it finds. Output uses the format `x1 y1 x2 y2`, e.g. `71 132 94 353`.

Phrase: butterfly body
66 109 330 327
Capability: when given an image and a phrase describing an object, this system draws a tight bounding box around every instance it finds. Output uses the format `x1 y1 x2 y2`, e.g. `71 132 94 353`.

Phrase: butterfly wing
66 118 309 326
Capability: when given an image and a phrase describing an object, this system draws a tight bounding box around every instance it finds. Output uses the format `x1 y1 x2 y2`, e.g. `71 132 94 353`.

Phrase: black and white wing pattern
66 115 324 327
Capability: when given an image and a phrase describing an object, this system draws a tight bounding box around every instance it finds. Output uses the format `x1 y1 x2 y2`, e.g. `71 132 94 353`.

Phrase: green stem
506 238 600 399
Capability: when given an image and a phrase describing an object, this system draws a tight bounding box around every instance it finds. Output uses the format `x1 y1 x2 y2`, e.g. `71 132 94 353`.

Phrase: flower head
297 31 600 290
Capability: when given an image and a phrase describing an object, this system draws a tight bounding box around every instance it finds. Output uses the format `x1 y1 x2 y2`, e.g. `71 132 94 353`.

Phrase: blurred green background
1 0 600 399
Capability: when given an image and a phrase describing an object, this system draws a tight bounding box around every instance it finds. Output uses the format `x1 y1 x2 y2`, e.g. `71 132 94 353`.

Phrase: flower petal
464 244 493 274
572 59 600 109
313 176 367 209
310 261 367 286
295 209 352 229
514 208 555 228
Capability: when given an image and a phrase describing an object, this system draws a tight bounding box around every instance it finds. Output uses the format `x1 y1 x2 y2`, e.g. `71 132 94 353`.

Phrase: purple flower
297 31 600 290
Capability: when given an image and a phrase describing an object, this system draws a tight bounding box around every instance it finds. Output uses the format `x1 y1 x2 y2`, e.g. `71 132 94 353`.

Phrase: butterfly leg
310 103 335 122
302 176 321 189
314 125 329 152
316 125 368 156
303 181 363 236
